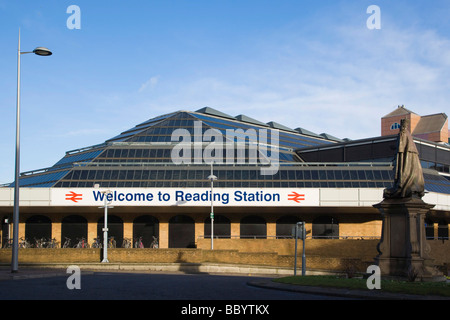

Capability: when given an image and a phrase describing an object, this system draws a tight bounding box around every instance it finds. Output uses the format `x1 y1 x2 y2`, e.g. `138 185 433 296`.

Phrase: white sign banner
51 188 319 207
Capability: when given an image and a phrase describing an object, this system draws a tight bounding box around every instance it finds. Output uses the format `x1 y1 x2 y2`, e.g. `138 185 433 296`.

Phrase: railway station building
0 106 449 250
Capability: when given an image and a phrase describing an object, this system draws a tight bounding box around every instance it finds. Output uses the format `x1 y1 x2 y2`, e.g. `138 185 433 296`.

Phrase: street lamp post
207 165 217 250
95 184 113 263
11 29 52 273
101 192 112 263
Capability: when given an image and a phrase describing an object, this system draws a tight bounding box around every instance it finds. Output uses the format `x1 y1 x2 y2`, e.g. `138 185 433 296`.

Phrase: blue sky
0 0 449 184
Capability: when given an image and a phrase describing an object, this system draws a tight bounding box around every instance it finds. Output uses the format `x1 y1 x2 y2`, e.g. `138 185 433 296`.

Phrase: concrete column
266 221 276 238
87 218 98 245
51 216 62 245
194 214 205 246
231 220 240 238
123 221 133 240
18 222 25 240
159 220 169 248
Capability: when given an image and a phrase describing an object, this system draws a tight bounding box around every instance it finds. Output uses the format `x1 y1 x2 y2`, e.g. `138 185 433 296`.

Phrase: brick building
0 107 449 250
381 105 449 144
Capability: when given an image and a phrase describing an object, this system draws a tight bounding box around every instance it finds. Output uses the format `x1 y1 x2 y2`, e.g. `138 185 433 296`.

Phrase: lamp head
33 47 52 56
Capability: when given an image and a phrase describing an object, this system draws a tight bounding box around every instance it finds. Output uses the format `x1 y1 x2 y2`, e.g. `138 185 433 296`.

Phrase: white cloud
130 21 450 141
56 8 450 145
138 75 160 93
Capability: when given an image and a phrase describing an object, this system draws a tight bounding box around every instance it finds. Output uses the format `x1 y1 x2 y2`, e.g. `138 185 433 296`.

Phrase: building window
25 215 52 246
390 122 401 130
276 215 302 239
97 215 123 248
312 216 339 239
169 215 195 248
438 221 449 240
425 218 434 240
204 215 231 239
61 215 88 247
240 216 266 239
133 215 159 248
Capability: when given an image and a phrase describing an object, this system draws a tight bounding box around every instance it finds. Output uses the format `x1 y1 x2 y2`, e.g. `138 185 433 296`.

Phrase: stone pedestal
373 197 445 282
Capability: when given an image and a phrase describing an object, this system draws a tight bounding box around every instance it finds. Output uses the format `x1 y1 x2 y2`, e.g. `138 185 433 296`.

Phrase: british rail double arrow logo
287 192 305 203
65 191 83 203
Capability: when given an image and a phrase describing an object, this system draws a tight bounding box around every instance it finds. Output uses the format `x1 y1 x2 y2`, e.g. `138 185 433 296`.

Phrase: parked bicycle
74 237 89 248
3 239 12 248
63 237 71 248
19 237 31 248
47 238 59 248
91 237 102 248
5 237 58 248
134 236 144 248
108 236 116 248
34 237 47 248
122 238 132 248
150 236 159 249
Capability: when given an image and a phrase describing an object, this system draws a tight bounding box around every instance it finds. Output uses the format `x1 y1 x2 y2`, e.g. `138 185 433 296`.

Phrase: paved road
0 271 349 301
0 271 354 317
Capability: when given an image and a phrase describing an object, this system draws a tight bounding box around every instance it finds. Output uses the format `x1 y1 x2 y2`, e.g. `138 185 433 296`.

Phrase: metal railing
73 161 393 168
197 235 381 240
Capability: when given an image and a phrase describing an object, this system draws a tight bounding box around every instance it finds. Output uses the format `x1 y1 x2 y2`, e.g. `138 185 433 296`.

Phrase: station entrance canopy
1 187 449 211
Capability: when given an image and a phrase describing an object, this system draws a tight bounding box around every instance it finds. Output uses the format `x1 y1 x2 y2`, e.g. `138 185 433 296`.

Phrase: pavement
0 263 448 300
0 266 70 280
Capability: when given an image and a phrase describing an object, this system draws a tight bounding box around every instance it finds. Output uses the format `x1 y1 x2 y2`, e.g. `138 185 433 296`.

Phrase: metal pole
210 165 214 250
10 30 50 271
302 222 306 276
102 195 109 262
294 224 298 276
11 29 22 273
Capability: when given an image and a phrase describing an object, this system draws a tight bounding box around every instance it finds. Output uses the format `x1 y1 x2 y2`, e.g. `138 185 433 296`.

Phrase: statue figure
384 118 425 199
374 119 445 281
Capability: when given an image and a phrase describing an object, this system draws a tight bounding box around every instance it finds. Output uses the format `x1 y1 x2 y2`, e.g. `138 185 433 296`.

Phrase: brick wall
0 240 447 273
381 113 421 137
197 238 379 258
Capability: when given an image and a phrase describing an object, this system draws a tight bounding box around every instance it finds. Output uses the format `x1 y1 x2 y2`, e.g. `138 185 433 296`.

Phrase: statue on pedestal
383 119 425 199
373 118 445 281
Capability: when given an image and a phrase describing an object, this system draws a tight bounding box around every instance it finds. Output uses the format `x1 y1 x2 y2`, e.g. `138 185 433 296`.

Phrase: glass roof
10 170 69 188
5 108 449 195
424 173 450 194
54 164 396 189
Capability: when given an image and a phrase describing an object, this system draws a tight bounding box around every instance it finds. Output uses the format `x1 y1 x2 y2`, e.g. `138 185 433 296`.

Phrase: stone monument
373 119 445 281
